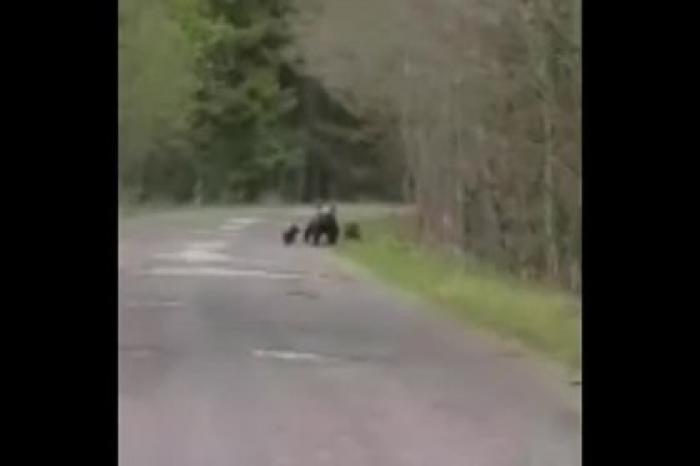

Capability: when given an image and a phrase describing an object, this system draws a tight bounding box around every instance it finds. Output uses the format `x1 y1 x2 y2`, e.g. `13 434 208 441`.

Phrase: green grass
337 217 581 370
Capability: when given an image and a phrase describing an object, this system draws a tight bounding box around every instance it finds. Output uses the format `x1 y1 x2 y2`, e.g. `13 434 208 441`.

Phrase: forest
119 0 581 291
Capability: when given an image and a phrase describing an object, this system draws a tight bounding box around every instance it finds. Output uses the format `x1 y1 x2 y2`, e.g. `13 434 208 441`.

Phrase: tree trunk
542 98 559 280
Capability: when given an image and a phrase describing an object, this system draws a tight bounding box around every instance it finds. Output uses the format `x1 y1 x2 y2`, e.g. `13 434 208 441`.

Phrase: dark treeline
118 0 401 205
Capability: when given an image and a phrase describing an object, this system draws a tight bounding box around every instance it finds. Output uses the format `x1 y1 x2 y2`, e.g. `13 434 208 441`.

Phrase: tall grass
337 217 581 369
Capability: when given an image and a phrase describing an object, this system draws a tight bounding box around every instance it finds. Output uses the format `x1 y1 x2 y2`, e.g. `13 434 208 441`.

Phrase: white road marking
225 217 261 226
219 224 246 232
154 250 231 263
188 241 227 250
153 241 230 263
252 349 326 362
219 217 261 231
141 267 304 280
217 217 262 233
122 300 182 309
227 256 281 267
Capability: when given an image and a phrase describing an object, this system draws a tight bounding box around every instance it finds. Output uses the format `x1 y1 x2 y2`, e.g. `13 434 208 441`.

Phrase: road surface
119 207 581 466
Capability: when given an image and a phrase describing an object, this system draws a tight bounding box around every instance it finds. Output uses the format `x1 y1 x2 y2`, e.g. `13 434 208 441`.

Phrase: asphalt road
118 207 581 466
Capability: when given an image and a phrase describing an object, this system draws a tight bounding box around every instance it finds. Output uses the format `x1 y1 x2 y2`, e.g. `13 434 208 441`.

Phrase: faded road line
141 266 304 280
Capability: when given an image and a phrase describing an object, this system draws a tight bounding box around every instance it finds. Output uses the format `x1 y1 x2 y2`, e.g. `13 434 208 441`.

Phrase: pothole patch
315 271 356 282
286 289 320 299
494 349 525 359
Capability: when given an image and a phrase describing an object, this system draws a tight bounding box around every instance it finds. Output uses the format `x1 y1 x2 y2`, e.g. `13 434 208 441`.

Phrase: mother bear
304 204 339 246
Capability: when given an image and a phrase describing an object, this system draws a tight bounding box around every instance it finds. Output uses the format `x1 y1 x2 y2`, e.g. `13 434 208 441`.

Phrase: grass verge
337 217 581 370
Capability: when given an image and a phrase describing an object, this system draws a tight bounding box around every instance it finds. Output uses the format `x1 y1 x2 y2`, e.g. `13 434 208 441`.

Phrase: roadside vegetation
338 215 581 370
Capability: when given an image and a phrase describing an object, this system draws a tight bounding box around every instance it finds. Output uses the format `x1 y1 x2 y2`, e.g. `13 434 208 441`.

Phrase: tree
188 0 302 202
118 0 199 201
293 0 581 289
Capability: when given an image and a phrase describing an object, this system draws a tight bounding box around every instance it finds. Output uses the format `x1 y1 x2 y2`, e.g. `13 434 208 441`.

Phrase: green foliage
118 0 198 178
191 0 302 203
118 0 301 203
119 0 410 205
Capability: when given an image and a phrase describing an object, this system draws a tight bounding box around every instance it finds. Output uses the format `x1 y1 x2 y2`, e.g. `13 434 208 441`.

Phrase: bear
344 222 361 241
304 206 339 246
282 223 300 245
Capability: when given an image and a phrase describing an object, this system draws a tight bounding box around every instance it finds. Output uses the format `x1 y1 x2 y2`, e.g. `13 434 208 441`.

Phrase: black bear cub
282 224 300 245
344 222 361 241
